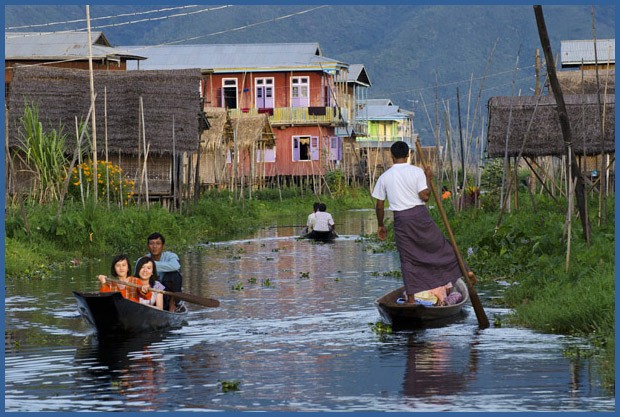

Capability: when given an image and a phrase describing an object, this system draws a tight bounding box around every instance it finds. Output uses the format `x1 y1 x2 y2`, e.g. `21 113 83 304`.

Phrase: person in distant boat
308 203 335 239
134 256 164 310
137 232 182 312
303 202 322 235
372 141 466 305
97 254 140 302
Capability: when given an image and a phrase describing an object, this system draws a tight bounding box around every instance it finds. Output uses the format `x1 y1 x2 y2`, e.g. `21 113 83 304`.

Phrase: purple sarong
393 205 463 295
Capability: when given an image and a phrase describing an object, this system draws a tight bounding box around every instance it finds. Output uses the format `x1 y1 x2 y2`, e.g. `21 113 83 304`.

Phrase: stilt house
121 43 362 190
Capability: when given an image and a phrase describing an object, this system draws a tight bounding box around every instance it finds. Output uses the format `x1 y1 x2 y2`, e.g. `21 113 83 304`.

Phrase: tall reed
17 103 69 203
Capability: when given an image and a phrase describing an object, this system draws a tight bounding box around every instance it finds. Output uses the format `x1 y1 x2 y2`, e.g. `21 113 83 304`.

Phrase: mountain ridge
6 4 615 142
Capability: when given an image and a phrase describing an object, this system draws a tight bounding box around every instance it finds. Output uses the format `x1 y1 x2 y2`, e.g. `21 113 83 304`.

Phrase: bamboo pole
415 139 489 329
118 151 123 208
85 5 98 203
534 5 591 244
139 97 150 208
56 99 95 220
172 115 177 207
104 86 110 208
75 116 85 207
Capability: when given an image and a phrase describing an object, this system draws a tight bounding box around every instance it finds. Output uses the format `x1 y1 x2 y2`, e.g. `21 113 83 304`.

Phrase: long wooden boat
73 291 188 335
374 278 469 329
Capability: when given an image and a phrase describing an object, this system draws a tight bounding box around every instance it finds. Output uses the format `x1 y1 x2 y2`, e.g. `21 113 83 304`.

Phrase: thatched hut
557 69 615 95
6 65 202 198
195 108 275 188
199 107 230 186
486 94 615 158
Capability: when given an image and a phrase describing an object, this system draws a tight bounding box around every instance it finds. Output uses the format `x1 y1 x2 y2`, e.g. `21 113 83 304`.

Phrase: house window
292 135 319 161
329 136 342 161
222 78 238 109
257 147 276 163
291 76 309 108
255 78 274 109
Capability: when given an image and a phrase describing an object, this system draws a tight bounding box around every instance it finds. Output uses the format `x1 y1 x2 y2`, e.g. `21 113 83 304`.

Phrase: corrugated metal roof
561 39 615 66
5 31 145 60
367 98 394 106
121 43 346 72
366 103 409 120
346 63 371 86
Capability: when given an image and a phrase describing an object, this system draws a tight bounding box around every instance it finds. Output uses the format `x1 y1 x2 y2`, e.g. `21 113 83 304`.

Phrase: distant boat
299 229 338 242
73 291 188 335
374 278 469 329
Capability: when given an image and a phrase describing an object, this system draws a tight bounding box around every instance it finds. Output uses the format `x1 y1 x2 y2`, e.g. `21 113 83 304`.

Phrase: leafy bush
69 160 136 204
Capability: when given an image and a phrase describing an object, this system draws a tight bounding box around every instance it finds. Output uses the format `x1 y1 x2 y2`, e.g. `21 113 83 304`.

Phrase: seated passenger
134 256 164 310
97 254 141 302
308 203 335 239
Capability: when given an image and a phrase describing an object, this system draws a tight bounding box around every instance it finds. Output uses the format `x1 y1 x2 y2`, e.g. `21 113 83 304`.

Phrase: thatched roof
557 69 615 95
7 65 202 154
201 107 275 151
486 94 615 158
201 107 228 151
230 114 275 149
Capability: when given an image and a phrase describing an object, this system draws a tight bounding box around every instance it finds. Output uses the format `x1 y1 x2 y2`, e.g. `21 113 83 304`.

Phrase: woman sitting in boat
97 254 141 302
134 257 165 310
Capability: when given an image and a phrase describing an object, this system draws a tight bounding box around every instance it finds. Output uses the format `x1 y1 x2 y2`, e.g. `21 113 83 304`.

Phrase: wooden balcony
228 106 345 127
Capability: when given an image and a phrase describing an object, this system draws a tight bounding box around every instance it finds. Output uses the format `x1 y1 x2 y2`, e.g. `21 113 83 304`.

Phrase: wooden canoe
73 291 188 335
300 230 338 242
374 278 469 329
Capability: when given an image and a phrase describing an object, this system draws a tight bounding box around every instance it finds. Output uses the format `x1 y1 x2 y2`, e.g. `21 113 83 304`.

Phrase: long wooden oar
415 139 490 329
104 276 220 308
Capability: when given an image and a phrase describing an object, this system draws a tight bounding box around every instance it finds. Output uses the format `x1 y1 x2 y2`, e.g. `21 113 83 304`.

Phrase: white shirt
371 163 428 211
306 212 316 230
311 211 334 232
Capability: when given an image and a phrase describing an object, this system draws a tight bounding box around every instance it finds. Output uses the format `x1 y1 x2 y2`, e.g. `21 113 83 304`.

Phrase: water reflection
3 209 615 412
402 333 479 401
74 333 169 411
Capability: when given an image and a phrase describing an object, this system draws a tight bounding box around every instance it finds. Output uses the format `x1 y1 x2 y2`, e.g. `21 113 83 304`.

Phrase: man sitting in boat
137 232 183 312
97 254 141 302
308 203 335 239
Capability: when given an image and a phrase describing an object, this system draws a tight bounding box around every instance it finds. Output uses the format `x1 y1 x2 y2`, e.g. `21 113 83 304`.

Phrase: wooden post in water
534 5 591 244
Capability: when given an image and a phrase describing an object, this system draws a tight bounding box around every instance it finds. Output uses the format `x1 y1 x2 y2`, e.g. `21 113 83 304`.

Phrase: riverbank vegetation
5 185 614 390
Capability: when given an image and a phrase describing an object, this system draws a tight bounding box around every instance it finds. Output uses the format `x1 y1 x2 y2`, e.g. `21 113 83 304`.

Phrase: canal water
4 209 614 412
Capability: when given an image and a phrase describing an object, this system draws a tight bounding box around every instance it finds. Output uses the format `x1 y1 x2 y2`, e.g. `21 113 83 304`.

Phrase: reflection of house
123 43 355 188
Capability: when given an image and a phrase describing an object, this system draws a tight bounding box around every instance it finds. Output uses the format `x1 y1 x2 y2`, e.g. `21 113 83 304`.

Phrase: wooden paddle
104 276 220 308
415 139 490 329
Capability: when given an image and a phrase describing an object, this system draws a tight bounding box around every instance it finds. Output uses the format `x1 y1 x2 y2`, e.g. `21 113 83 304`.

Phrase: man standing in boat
371 141 463 305
138 232 183 312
